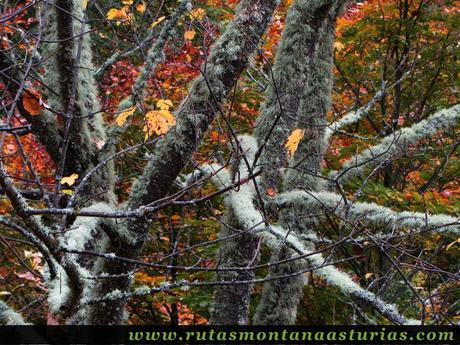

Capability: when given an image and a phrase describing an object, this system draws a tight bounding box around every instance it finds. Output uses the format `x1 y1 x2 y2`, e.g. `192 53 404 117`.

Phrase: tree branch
329 104 460 183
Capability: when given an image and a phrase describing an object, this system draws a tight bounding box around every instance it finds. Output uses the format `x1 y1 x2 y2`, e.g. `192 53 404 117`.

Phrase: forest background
0 0 458 325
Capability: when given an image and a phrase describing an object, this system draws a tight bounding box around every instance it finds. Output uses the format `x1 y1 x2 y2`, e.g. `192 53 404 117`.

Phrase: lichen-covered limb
255 0 342 193
179 163 231 189
329 104 460 184
0 159 85 319
323 68 412 142
62 203 115 252
41 1 115 203
0 300 30 325
88 0 278 325
324 86 386 142
253 245 307 325
228 173 415 325
211 135 260 325
275 190 460 236
211 211 259 325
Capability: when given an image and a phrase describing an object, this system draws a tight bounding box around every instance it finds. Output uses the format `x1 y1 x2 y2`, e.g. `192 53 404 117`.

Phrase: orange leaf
266 188 277 197
22 89 42 116
135 1 146 13
184 29 196 40
285 129 305 158
171 214 181 223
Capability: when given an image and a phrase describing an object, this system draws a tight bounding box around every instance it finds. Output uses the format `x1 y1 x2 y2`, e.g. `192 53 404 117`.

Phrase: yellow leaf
135 1 145 13
122 0 133 4
285 129 305 158
156 99 173 111
23 250 36 258
62 190 74 196
184 29 196 41
144 110 176 136
107 8 128 21
188 8 206 21
61 173 79 186
364 272 374 279
150 16 166 29
446 238 460 251
115 106 136 126
81 0 88 9
0 291 11 296
334 41 345 51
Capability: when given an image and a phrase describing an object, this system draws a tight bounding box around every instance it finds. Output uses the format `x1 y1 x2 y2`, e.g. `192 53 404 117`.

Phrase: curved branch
275 190 460 236
329 104 460 184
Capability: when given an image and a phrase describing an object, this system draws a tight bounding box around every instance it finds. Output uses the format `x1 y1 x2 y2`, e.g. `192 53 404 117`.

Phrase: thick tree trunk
254 0 342 325
211 212 259 325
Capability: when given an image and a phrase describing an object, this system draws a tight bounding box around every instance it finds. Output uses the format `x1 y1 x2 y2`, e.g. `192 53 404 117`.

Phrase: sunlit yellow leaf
285 129 305 158
334 41 345 51
81 0 88 9
156 99 173 111
150 16 166 29
184 29 196 41
122 0 133 4
364 272 374 279
23 250 36 259
61 173 79 186
144 110 176 137
0 291 11 296
115 106 136 126
62 190 74 196
188 8 206 21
